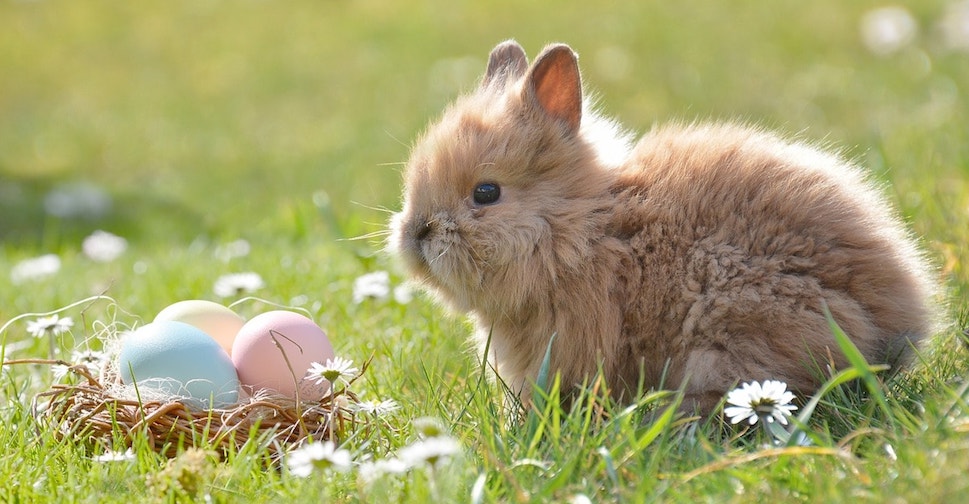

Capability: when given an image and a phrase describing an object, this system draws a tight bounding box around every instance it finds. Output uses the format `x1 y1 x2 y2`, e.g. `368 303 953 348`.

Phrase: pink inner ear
530 47 582 133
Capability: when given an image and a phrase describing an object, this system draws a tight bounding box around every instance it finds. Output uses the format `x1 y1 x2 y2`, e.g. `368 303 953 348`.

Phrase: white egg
154 300 245 355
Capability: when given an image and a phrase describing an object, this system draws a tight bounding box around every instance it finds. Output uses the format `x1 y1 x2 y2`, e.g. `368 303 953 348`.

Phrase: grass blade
525 333 558 452
822 302 894 422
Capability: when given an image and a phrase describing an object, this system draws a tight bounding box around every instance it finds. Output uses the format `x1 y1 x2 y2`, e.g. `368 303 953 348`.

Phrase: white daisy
412 416 446 438
723 380 798 426
860 6 918 56
72 349 110 378
214 239 251 262
82 230 127 263
43 182 111 219
358 457 409 485
353 398 401 416
213 272 264 298
398 436 461 469
10 254 61 284
393 284 414 304
306 357 359 387
352 271 390 304
286 441 352 477
52 363 71 380
26 315 74 339
93 448 136 463
940 0 969 51
884 443 898 462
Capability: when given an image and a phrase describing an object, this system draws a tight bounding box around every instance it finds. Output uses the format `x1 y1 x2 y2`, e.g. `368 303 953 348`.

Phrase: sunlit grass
2 0 968 502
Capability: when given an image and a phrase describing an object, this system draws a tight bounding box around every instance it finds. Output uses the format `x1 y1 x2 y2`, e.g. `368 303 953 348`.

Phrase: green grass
2 0 968 502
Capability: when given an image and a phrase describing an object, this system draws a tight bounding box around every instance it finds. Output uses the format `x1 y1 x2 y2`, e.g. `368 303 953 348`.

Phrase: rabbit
389 40 937 414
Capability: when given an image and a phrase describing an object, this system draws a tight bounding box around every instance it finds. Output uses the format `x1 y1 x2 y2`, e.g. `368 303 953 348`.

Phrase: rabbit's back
606 122 935 408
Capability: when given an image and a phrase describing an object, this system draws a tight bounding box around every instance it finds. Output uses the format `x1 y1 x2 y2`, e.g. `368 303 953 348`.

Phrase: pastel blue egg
119 320 240 409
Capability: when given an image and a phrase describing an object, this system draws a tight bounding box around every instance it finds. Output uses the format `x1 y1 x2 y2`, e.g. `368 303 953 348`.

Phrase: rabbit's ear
483 40 528 89
526 44 582 134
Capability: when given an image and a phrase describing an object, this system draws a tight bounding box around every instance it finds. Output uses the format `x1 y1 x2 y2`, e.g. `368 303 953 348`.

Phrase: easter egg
153 300 245 355
119 321 240 409
231 310 334 400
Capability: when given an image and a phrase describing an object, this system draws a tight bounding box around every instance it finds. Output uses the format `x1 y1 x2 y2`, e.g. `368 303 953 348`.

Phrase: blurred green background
1 0 967 320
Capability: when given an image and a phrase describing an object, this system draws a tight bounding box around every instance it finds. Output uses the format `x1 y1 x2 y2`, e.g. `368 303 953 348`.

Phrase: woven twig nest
10 358 371 458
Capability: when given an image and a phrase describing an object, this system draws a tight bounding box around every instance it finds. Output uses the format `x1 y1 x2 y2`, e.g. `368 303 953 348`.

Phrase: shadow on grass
0 173 209 249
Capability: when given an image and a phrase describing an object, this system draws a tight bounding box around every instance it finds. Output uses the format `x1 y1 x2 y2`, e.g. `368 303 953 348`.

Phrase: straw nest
8 357 371 458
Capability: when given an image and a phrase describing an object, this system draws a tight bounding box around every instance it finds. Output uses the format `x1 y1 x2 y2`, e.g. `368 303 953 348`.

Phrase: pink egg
231 310 334 400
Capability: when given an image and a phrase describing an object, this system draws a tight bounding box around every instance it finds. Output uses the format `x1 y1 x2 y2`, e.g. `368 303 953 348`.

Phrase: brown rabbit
389 40 937 413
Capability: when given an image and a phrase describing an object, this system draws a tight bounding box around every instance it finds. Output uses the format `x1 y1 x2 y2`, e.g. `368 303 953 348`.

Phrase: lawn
1 0 968 502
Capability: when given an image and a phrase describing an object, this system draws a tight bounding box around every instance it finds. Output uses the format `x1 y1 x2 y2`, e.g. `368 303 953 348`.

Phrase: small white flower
393 284 414 304
52 363 71 380
72 349 110 378
940 0 969 51
10 254 61 284
860 6 918 56
332 394 352 411
723 380 798 426
93 448 136 463
358 457 408 484
412 416 446 439
571 494 593 504
213 272 264 298
43 182 111 219
398 436 461 469
353 398 401 416
352 271 390 304
884 442 898 461
26 315 74 339
306 357 359 387
214 239 251 262
82 230 127 263
286 441 352 477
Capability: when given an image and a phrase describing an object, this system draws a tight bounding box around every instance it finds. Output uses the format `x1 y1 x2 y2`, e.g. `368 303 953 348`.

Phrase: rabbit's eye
473 182 501 205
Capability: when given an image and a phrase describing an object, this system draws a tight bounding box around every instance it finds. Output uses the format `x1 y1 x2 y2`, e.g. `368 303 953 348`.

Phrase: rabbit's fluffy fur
390 40 936 413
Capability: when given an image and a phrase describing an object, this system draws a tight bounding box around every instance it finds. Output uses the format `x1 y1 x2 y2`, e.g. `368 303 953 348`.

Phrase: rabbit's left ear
483 40 528 89
525 44 582 134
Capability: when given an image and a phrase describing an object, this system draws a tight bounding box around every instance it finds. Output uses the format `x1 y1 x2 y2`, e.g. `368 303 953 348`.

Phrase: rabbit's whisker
351 201 396 215
429 244 451 265
338 229 393 242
